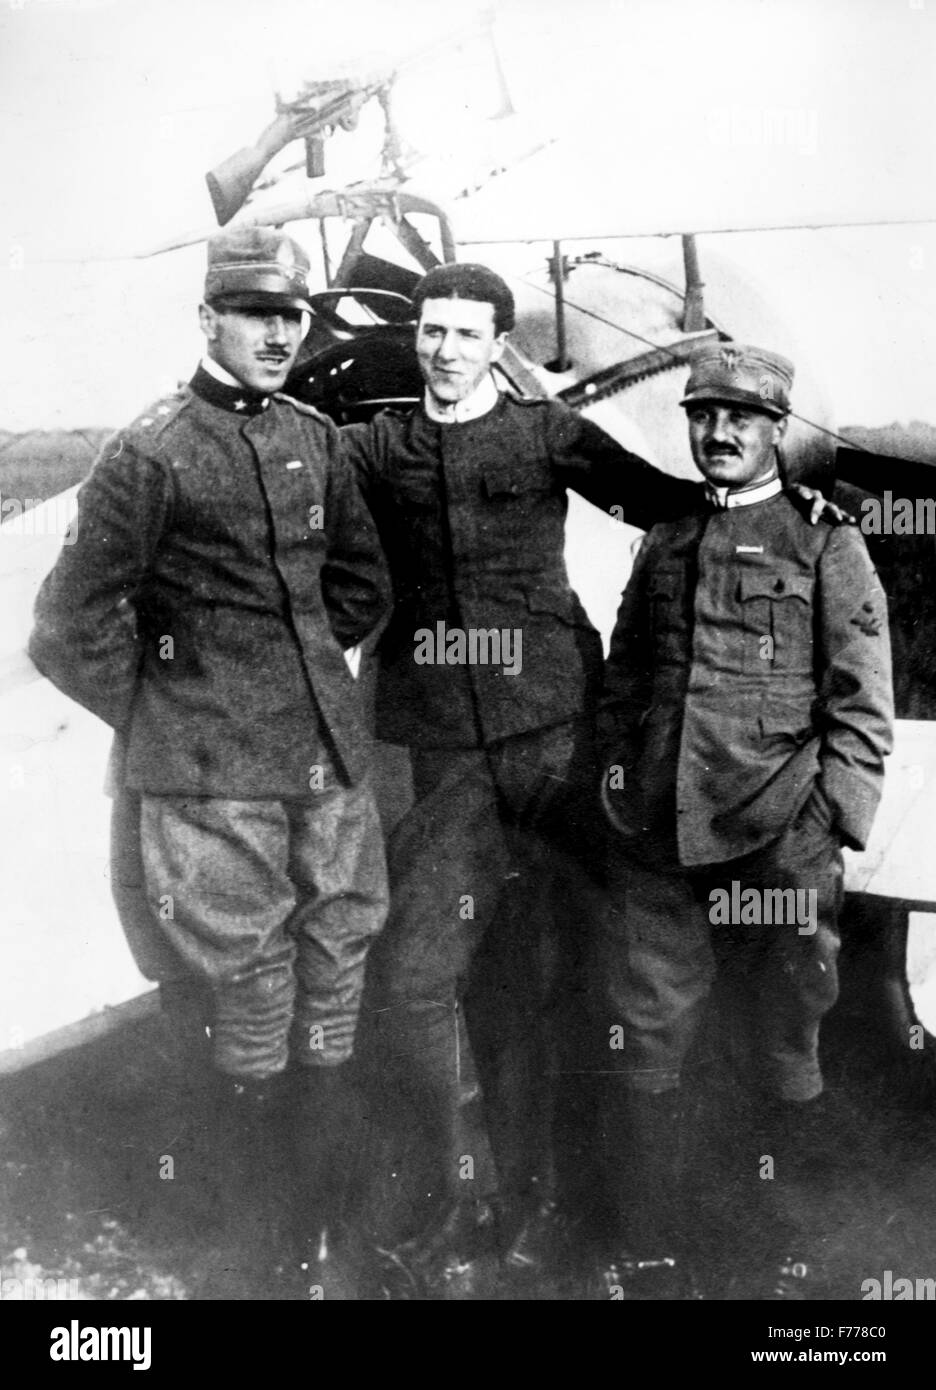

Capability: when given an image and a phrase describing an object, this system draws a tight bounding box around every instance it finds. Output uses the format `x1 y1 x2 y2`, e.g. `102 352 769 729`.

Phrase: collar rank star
189 364 271 416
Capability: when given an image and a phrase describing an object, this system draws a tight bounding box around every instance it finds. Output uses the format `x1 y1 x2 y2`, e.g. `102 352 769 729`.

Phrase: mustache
703 443 741 458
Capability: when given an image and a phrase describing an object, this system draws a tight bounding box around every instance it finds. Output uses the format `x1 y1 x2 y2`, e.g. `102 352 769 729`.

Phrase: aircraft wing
0 492 155 1075
451 135 936 245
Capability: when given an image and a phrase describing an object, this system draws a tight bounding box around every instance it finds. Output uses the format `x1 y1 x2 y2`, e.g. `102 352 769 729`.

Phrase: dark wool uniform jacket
600 490 894 865
28 371 390 796
343 393 701 749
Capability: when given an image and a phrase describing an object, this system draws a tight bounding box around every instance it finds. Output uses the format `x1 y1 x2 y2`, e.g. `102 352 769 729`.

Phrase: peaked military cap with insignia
204 226 313 312
680 342 794 419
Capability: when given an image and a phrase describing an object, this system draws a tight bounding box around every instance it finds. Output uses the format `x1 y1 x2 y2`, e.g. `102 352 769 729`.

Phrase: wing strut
681 234 706 333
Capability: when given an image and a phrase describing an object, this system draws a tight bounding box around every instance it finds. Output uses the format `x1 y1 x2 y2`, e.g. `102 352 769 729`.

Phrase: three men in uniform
29 239 892 1299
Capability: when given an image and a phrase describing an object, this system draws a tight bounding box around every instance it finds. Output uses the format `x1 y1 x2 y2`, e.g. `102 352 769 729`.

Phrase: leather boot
362 999 462 1249
141 979 216 1238
600 1086 693 1299
481 1028 568 1286
745 1095 827 1300
199 1071 291 1299
290 1063 362 1300
473 1018 568 1286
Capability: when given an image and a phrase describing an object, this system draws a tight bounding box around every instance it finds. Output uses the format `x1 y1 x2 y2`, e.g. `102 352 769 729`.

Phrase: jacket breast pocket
738 566 814 674
480 459 558 551
481 458 553 501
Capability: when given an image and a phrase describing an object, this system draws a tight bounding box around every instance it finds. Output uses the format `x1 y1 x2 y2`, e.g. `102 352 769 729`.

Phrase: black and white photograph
2 0 936 1339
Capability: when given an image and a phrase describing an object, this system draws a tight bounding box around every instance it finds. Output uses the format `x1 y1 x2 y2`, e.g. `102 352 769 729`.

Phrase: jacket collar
705 472 782 510
422 372 499 424
190 359 272 416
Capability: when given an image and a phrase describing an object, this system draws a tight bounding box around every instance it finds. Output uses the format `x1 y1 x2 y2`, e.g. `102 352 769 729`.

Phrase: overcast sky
2 0 936 431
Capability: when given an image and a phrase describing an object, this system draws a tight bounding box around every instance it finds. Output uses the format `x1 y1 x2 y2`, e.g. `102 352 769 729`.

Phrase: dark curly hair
410 263 515 335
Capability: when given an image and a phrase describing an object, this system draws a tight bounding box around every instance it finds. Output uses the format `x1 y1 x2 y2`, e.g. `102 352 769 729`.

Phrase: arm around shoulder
548 402 701 530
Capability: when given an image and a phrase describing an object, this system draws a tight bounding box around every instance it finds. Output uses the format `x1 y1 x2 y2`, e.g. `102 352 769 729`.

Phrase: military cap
680 342 794 418
204 226 313 311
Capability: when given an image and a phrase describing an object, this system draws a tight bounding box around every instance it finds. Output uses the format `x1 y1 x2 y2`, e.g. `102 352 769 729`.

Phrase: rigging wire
513 264 877 458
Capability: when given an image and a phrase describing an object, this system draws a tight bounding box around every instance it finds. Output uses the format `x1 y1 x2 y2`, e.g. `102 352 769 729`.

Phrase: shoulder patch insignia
850 601 883 636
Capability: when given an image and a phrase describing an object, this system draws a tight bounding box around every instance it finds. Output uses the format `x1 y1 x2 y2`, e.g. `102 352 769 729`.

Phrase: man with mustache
597 343 893 1299
28 227 391 1298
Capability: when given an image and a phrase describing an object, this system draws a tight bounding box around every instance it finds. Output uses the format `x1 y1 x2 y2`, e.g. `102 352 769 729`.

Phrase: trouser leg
360 750 510 1248
287 778 389 1066
467 717 604 1268
140 797 297 1295
111 782 215 1092
278 781 388 1297
463 831 556 1198
463 848 560 1271
141 797 301 1081
362 721 601 1277
141 784 388 1079
109 748 195 986
141 788 387 1296
750 804 844 1102
596 837 715 1296
704 797 844 1296
599 835 716 1094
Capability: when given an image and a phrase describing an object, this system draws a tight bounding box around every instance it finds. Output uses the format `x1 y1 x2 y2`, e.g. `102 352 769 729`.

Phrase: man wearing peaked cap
204 225 315 313
596 341 893 1299
28 226 391 1298
680 341 795 418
